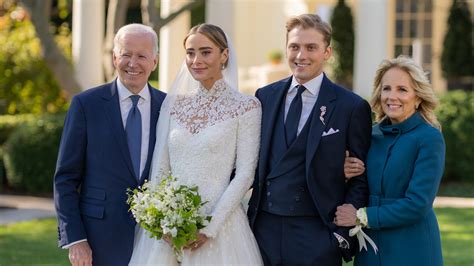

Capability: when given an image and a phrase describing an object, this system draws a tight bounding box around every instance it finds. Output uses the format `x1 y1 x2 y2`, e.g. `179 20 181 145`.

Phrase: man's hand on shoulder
69 241 92 266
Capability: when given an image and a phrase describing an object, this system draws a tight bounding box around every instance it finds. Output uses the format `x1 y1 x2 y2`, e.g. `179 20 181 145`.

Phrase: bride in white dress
129 24 263 265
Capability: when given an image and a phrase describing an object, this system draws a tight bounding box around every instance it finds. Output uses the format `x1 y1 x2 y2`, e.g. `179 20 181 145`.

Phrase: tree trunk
22 0 205 92
19 0 81 99
146 0 205 33
141 0 158 27
103 0 129 81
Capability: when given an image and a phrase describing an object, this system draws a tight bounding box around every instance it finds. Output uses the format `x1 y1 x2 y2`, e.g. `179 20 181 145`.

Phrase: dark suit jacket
248 74 371 262
53 80 166 265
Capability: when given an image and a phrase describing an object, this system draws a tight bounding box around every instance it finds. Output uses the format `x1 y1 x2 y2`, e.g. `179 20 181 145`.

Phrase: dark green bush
0 114 35 192
441 0 473 81
0 114 36 145
330 0 355 88
0 147 5 191
437 90 474 182
3 114 65 193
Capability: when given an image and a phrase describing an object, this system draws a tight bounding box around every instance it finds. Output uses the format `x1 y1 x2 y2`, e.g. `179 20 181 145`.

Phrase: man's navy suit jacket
247 74 372 262
54 80 166 265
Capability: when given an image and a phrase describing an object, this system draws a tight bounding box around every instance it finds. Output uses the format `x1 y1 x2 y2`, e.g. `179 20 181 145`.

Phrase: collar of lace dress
197 79 227 97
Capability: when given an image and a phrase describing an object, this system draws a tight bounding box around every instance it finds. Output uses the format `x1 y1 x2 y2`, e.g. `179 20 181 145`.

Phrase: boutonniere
320 106 327 125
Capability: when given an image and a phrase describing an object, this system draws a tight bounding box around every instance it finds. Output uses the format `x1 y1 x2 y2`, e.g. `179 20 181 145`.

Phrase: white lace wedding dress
129 79 263 265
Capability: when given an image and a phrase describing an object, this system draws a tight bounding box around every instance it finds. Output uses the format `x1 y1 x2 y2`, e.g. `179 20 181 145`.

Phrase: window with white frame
394 0 433 71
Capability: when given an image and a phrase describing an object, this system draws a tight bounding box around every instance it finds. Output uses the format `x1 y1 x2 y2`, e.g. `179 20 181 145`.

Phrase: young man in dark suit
248 14 372 266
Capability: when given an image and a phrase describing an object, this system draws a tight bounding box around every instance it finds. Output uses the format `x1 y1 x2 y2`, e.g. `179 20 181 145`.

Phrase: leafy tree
19 0 81 98
441 0 473 89
330 0 355 89
0 13 68 114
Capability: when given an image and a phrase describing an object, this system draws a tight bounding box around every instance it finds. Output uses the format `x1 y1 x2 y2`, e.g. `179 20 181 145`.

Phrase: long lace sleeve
200 99 261 238
149 98 172 185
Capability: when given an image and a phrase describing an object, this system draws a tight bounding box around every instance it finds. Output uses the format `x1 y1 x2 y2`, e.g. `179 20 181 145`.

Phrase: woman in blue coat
337 56 445 266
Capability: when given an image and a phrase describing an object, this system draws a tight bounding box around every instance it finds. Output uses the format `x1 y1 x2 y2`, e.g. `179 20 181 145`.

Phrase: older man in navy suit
54 24 166 266
247 14 372 265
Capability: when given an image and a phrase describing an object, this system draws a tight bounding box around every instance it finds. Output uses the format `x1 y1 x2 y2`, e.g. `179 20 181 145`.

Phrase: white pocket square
322 128 340 137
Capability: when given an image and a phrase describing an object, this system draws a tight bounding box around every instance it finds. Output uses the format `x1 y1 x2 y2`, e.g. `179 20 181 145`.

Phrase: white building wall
353 0 389 98
206 0 235 40
207 0 307 68
158 0 190 92
72 0 104 90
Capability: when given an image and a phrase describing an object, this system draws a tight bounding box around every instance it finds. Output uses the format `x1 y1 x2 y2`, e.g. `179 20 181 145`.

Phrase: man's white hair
113 23 159 55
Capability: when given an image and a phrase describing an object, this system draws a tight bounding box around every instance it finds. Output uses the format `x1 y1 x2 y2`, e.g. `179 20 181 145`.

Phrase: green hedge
0 114 36 145
0 114 35 191
3 114 64 193
0 147 5 191
436 90 473 182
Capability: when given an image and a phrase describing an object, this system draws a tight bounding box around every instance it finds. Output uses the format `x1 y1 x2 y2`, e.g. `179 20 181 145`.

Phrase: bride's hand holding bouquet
127 173 211 261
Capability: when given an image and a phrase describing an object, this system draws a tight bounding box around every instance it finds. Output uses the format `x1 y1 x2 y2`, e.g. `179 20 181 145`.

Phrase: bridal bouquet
127 173 211 261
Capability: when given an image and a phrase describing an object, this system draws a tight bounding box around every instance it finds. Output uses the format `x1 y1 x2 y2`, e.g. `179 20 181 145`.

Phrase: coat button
268 202 273 207
267 192 271 196
266 181 271 186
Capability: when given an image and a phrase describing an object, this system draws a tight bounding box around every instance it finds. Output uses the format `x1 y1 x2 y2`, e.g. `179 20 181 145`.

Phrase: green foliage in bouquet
127 174 211 261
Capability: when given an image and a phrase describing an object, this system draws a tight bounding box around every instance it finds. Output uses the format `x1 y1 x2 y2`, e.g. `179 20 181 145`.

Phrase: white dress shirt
63 80 152 249
284 72 324 134
117 79 151 178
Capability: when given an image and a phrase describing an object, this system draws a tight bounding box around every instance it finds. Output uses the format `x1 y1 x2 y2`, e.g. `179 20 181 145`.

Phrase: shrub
330 0 355 88
0 147 5 191
0 114 36 192
0 114 36 145
441 0 473 82
3 114 65 194
436 90 474 182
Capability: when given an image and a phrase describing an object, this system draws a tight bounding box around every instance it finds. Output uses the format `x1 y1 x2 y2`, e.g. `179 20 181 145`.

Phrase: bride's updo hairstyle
183 23 229 68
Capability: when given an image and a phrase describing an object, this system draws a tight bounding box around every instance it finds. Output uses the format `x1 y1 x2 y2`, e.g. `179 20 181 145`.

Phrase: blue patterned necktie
125 95 142 179
285 85 306 145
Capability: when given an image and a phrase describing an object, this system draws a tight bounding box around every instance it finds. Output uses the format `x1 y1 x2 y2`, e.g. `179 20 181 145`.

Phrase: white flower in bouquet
127 173 211 261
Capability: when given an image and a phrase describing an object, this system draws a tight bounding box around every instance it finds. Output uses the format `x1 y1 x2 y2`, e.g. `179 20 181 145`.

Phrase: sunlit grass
436 207 474 265
343 207 474 266
1 208 473 265
0 218 68 265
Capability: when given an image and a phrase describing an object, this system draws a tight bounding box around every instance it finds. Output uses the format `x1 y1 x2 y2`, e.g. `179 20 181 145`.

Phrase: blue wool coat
355 112 445 266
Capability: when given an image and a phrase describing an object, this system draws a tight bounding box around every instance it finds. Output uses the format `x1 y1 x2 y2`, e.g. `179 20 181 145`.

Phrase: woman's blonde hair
370 56 441 129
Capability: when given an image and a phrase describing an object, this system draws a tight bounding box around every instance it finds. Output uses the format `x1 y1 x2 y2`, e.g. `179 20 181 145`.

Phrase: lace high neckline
170 78 259 135
197 79 227 97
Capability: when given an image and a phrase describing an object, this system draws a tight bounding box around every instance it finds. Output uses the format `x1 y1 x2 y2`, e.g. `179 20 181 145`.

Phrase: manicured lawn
0 218 69 265
436 207 474 265
1 208 473 265
342 207 474 266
